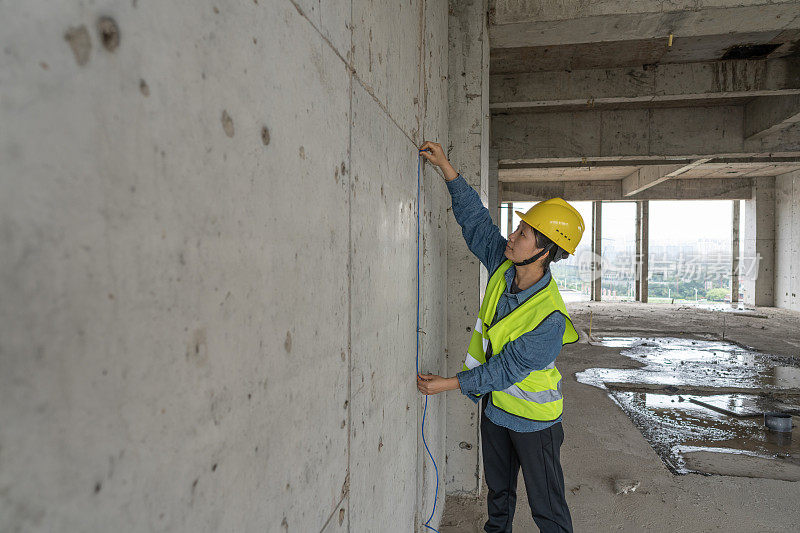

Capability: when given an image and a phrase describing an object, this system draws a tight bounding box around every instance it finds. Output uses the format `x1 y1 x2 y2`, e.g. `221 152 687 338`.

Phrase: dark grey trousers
480 398 573 533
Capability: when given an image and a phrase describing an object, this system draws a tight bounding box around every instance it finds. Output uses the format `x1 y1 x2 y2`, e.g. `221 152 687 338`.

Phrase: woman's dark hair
532 228 568 269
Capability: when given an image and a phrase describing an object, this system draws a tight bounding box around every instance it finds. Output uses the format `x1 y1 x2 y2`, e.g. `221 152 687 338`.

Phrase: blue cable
417 150 440 533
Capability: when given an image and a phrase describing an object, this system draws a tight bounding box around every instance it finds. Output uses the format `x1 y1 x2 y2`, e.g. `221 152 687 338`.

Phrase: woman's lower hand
417 374 459 395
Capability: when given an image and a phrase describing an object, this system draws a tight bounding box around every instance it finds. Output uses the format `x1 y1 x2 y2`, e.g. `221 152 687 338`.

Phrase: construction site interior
2 0 800 531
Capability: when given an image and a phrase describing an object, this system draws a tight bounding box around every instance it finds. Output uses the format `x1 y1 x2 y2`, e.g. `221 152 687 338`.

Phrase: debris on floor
613 479 641 495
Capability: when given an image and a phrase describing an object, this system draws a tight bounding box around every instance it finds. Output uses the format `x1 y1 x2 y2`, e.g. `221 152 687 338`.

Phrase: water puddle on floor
576 336 800 480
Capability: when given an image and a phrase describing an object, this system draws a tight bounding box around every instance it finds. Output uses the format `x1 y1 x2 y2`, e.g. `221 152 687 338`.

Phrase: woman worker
416 141 584 533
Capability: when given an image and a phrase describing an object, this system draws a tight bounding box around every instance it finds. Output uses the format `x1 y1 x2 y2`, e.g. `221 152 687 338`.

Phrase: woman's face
505 221 541 263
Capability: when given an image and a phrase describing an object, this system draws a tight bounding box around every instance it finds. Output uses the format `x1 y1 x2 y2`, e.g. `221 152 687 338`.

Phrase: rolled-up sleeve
456 312 566 398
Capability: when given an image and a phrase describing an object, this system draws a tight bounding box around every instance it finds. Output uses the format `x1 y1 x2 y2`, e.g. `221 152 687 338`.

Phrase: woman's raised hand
419 141 459 181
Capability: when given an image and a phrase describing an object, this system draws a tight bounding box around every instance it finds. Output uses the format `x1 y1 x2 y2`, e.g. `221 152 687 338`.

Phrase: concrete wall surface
775 169 800 311
445 0 489 496
0 1 450 531
743 177 776 307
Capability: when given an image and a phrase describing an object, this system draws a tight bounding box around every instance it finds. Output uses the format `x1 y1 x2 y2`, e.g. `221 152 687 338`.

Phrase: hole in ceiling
721 43 781 60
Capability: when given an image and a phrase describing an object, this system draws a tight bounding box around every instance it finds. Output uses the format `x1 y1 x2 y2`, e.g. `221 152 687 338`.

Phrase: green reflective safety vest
462 260 579 422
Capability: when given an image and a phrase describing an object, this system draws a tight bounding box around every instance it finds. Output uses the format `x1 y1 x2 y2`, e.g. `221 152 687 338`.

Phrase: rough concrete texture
501 177 755 202
445 0 490 496
490 58 800 109
492 108 800 162
0 0 450 531
488 0 800 48
442 303 800 532
776 169 800 311
744 177 776 307
491 0 800 26
745 94 800 141
417 0 451 526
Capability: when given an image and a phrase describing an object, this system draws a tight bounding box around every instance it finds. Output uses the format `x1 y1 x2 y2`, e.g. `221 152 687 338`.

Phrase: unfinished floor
441 302 800 532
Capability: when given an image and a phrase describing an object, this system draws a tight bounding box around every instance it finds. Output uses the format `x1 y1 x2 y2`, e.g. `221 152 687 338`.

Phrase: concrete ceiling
489 0 799 29
491 31 800 74
488 0 800 73
679 162 800 179
499 162 800 182
489 0 800 201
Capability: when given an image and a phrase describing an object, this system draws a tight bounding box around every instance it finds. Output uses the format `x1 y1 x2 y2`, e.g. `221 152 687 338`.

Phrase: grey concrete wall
775 169 800 311
445 0 490 496
0 1 450 531
744 177 776 307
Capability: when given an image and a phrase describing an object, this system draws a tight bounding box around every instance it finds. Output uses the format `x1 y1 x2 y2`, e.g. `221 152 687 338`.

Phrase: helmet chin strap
513 243 553 267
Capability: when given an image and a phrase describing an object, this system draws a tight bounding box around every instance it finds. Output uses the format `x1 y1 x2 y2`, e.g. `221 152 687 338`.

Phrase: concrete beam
500 177 754 202
490 59 800 111
622 165 684 197
492 107 800 163
489 1 800 48
621 160 711 196
732 200 741 305
635 200 649 303
491 0 800 25
745 95 800 141
591 201 602 302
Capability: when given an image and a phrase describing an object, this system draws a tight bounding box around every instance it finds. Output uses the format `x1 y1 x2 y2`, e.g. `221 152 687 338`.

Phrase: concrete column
774 169 800 312
506 202 514 238
635 201 649 303
591 201 602 301
731 200 741 305
446 0 489 496
489 148 499 226
743 177 776 307
635 204 641 302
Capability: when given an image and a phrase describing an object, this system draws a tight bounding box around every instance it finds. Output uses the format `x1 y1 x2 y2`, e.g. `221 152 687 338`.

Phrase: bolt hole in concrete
64 25 91 66
96 16 119 52
221 110 234 137
577 336 800 481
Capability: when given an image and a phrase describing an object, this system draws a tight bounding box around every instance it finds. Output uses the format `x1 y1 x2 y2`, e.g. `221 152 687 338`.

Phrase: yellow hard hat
515 198 585 255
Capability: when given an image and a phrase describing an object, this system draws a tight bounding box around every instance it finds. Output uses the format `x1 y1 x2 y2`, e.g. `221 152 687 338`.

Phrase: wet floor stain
610 391 800 475
577 337 800 478
578 336 800 392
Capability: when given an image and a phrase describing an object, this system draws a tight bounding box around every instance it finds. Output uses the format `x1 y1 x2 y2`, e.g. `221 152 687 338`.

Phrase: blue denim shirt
448 175 566 432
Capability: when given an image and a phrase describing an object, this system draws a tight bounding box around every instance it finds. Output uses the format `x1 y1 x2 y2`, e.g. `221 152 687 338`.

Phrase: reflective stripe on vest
461 260 579 422
502 378 561 403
